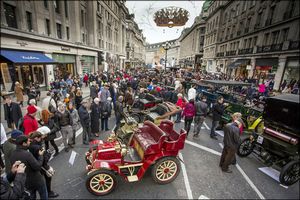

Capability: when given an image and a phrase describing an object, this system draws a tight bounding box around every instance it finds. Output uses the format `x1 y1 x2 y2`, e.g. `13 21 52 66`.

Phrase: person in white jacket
188 84 197 101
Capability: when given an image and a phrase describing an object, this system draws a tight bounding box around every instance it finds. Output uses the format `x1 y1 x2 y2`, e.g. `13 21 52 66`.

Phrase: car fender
248 116 262 130
92 160 119 173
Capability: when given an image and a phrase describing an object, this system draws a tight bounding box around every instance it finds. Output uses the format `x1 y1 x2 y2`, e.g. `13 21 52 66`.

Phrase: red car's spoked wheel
86 169 117 196
152 157 180 184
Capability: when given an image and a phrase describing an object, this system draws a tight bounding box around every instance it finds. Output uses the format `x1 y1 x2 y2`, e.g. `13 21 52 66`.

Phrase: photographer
0 161 27 199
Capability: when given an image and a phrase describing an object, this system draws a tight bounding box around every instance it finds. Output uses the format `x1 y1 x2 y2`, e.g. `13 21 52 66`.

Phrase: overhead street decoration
153 6 189 28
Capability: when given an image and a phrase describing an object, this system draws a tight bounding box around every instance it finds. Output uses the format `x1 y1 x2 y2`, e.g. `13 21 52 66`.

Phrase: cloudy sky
125 1 204 44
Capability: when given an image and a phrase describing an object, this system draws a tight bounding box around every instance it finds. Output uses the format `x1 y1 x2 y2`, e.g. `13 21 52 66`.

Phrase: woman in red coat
175 93 185 123
83 73 89 87
23 105 39 136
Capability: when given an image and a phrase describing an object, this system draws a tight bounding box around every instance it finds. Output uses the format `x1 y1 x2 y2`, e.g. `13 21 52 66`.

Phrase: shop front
281 57 299 87
52 53 76 79
81 56 95 74
227 59 250 79
254 58 278 84
0 49 56 91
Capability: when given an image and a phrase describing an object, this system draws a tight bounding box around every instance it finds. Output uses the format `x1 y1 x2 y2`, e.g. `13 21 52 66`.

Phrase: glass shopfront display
282 59 299 86
81 56 95 74
52 53 76 79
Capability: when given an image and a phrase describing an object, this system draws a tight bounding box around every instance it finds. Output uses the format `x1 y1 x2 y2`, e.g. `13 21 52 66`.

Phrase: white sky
125 1 204 44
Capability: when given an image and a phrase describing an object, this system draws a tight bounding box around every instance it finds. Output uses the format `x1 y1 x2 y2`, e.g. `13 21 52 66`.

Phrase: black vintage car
238 94 299 186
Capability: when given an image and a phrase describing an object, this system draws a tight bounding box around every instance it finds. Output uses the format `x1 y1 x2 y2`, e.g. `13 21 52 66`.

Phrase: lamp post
162 41 171 71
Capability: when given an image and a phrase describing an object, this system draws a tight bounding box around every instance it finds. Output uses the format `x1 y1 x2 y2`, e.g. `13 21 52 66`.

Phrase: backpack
17 117 25 133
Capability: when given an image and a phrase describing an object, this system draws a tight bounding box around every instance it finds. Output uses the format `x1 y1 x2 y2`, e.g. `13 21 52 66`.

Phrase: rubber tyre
279 161 300 186
151 157 180 184
86 169 117 196
255 121 264 135
130 113 141 123
237 138 254 157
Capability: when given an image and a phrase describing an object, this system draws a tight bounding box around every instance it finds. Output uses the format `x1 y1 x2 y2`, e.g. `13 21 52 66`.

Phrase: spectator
10 135 47 200
78 99 92 145
101 97 112 131
193 95 208 139
83 73 89 87
175 93 185 123
182 99 196 136
75 87 83 110
187 84 196 101
41 92 57 112
56 102 73 152
90 81 98 100
3 96 22 130
23 105 39 136
27 86 38 105
68 102 81 145
43 108 59 157
114 96 124 132
90 98 101 137
0 160 27 200
14 82 24 107
211 96 227 140
99 83 111 103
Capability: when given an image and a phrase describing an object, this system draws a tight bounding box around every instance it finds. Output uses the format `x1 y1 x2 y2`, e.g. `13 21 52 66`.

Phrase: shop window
4 3 17 29
32 65 45 85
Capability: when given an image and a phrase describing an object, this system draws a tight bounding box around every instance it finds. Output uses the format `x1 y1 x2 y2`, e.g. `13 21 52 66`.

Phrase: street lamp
162 41 171 71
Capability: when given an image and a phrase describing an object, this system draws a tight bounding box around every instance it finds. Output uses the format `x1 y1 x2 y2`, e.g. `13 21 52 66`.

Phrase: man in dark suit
3 96 22 129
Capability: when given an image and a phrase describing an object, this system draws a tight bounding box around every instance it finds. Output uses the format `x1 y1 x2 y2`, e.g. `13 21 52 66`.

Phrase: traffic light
98 51 104 64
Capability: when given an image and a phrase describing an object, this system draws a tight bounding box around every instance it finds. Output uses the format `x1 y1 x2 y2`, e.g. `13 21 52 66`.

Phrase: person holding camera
10 135 48 200
0 160 28 199
29 129 59 198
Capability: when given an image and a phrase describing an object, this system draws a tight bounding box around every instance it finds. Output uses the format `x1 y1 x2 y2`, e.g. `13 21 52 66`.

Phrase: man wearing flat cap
219 114 244 173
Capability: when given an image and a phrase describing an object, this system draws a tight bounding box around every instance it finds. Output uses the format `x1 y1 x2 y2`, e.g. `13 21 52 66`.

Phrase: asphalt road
48 116 299 199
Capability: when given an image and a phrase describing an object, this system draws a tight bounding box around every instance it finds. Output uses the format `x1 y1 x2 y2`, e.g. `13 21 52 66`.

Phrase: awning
255 58 278 67
0 50 56 64
227 59 250 69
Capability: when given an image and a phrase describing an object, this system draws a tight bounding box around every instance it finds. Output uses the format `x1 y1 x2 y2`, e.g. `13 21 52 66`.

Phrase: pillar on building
248 57 256 78
274 56 287 90
76 55 83 75
45 53 55 89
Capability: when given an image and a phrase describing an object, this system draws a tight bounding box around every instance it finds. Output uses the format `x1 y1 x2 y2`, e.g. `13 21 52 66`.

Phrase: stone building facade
202 0 299 90
0 0 145 91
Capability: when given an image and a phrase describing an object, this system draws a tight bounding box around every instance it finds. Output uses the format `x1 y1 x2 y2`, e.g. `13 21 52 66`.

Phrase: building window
3 3 17 28
44 0 48 9
56 23 62 39
81 10 84 27
271 31 280 44
263 33 270 45
54 0 60 13
97 1 100 12
66 26 70 40
82 33 85 43
243 1 247 11
280 28 289 42
26 11 32 31
236 4 239 16
45 19 50 36
64 0 68 18
269 6 275 23
256 12 262 25
253 36 258 46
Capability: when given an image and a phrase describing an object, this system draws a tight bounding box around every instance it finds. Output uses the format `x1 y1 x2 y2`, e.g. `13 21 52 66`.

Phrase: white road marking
258 167 280 182
236 164 265 199
215 131 224 137
186 140 265 200
203 122 211 130
279 184 288 189
185 140 221 156
218 143 224 149
198 195 210 199
179 152 193 200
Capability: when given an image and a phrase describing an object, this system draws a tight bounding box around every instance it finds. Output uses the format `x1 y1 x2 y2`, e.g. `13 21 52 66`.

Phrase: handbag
41 166 55 177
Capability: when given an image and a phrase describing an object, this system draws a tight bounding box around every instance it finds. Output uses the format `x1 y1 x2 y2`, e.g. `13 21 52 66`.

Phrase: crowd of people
0 68 299 199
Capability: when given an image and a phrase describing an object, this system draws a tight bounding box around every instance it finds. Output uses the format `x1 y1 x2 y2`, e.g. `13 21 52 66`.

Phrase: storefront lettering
61 47 71 51
16 41 28 46
21 56 40 60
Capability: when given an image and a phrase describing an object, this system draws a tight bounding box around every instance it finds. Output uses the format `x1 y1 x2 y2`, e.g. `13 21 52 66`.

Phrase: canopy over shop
0 49 56 91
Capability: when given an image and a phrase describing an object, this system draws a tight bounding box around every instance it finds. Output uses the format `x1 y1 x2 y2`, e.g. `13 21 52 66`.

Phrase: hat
29 99 36 105
11 130 23 139
37 126 51 136
15 135 28 145
27 105 37 114
29 131 42 139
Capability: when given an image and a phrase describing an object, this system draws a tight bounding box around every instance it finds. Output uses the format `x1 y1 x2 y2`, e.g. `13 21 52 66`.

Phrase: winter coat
3 103 22 127
10 146 45 189
212 102 225 121
125 91 134 105
45 114 60 141
223 122 242 149
14 85 24 102
2 140 16 175
56 110 72 127
69 109 81 131
0 172 26 200
78 105 91 128
90 85 98 99
101 101 112 119
90 103 100 133
176 98 185 109
23 114 39 136
29 140 51 170
115 101 124 120
195 101 208 117
182 102 195 118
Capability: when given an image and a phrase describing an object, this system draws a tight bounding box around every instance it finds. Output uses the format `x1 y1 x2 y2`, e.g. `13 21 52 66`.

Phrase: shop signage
21 56 39 60
16 41 28 46
61 47 71 51
256 66 272 70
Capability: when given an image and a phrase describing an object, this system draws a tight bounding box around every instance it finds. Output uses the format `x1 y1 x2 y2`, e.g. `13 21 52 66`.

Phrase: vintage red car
85 120 187 196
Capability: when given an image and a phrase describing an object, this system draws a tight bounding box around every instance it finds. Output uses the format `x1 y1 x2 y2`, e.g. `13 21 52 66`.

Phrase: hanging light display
153 6 190 28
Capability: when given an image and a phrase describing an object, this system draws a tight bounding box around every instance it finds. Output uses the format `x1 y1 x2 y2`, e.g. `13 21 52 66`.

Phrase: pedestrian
0 160 27 200
175 93 185 123
114 96 124 132
187 84 196 100
27 86 38 105
98 83 111 103
10 135 48 200
75 87 83 110
23 105 39 136
3 96 23 130
56 102 73 152
43 108 59 157
101 97 112 131
90 98 101 137
78 99 92 145
83 73 89 87
14 82 24 107
219 118 243 173
29 129 59 198
182 99 196 136
68 102 81 145
90 81 98 99
41 92 57 112
193 95 208 139
210 96 227 140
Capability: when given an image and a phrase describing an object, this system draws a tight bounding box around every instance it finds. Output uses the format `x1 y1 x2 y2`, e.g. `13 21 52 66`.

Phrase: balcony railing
238 48 253 55
256 43 283 53
271 43 283 52
230 34 233 39
265 18 272 26
288 40 300 50
237 31 241 36
216 52 224 57
226 50 236 56
254 23 260 30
